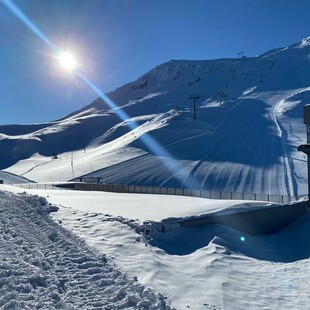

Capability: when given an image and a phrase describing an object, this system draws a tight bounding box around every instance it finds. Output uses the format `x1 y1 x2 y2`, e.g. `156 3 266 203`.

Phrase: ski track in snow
0 190 173 310
20 160 53 177
271 101 295 197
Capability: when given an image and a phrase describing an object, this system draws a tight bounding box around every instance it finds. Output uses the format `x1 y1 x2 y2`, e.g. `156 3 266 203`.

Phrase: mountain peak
298 36 310 47
259 36 310 57
2 37 310 196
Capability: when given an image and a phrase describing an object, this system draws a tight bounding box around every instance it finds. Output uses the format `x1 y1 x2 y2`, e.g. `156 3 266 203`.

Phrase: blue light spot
240 236 246 242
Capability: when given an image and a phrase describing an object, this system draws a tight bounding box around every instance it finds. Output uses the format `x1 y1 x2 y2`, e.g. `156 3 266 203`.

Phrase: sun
57 51 77 71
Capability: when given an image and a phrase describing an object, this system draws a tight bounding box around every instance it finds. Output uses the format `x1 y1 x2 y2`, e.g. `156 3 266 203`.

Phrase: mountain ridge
2 37 310 195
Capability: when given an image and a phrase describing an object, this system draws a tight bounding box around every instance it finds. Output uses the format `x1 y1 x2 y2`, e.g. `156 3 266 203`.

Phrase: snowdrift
3 185 310 309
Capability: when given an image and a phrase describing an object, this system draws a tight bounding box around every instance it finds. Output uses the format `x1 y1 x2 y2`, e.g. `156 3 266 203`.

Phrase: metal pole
188 95 200 120
298 105 310 200
304 106 310 200
306 137 310 200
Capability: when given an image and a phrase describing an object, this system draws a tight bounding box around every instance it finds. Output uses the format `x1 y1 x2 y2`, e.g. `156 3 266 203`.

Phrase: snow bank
0 189 173 309
3 184 310 309
3 185 310 309
46 191 310 310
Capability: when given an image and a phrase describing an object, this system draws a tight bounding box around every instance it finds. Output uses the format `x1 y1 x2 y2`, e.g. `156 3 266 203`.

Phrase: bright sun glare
58 52 77 71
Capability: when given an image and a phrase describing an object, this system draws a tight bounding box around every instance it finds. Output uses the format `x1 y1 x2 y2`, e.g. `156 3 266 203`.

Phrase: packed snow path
0 190 173 309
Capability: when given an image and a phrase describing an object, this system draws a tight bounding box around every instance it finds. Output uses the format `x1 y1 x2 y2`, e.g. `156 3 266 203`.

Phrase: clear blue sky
1 0 310 124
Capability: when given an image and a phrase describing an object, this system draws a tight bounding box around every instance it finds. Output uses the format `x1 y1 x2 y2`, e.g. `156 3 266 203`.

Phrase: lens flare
2 0 201 189
78 71 200 188
240 236 246 242
2 0 58 52
58 52 77 71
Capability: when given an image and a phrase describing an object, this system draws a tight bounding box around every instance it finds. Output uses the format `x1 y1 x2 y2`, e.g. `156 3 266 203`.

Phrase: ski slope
2 37 310 196
0 170 33 184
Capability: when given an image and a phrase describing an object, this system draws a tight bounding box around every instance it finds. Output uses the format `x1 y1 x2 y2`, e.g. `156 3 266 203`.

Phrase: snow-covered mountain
2 37 310 195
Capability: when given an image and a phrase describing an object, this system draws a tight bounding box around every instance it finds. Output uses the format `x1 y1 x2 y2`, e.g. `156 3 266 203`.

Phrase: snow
6 110 178 183
2 37 310 309
8 147 146 183
0 188 173 309
0 184 272 222
2 184 310 309
2 37 310 198
0 170 33 184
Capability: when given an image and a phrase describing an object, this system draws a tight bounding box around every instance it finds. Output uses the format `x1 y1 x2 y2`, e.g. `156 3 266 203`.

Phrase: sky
1 0 310 124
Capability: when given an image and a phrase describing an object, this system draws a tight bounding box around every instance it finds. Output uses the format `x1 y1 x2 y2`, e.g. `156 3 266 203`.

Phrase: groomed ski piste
1 182 310 310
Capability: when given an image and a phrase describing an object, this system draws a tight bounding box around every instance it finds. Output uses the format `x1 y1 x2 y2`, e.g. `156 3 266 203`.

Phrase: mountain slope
2 37 310 195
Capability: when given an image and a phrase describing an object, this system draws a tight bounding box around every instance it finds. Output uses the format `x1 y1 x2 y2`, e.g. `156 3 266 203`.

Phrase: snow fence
12 182 307 204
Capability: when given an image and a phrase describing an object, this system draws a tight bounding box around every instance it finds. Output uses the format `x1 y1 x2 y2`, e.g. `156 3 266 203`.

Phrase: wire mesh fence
11 182 72 190
11 182 307 204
